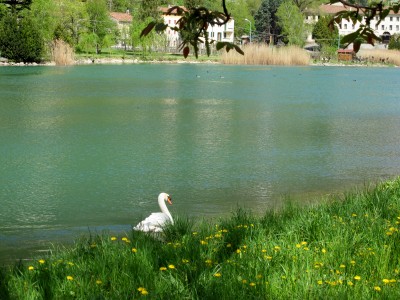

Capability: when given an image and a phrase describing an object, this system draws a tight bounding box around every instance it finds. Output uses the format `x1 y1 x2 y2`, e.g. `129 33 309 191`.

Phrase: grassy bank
1 178 400 299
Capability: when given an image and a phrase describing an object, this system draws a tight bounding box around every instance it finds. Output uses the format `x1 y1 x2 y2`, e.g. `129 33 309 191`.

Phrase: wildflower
300 241 307 246
38 259 45 264
111 236 117 241
205 259 212 265
242 279 247 284
168 264 175 269
296 244 301 248
226 243 232 248
67 276 74 281
68 262 74 266
374 286 381 292
303 247 309 251
132 248 137 253
192 232 198 235
261 249 267 253
138 287 148 295
265 255 273 260
354 276 361 281
350 260 356 265
339 264 346 268
200 240 207 245
159 267 167 271
96 280 102 285
182 259 189 264
28 266 34 271
321 248 327 254
256 274 262 279
90 244 97 248
317 280 323 285
348 281 354 286
214 273 222 277
249 282 256 287
273 246 281 251
236 249 241 254
352 213 357 217
122 237 128 241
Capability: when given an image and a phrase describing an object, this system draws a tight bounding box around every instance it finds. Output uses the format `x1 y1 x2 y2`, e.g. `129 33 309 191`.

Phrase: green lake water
0 64 399 262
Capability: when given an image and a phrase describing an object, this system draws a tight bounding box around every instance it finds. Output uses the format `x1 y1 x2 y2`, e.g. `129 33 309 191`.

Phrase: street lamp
244 18 252 43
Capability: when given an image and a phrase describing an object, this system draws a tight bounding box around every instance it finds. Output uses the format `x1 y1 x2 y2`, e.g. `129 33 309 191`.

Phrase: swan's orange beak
167 196 172 205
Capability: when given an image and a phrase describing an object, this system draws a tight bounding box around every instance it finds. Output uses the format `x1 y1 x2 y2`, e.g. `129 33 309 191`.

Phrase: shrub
0 13 44 63
388 33 400 50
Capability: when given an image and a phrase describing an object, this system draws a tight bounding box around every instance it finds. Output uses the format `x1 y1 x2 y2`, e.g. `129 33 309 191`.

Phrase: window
390 17 393 21
382 25 385 30
375 25 378 30
344 24 347 29
389 25 392 30
397 25 399 30
397 17 400 22
352 24 355 29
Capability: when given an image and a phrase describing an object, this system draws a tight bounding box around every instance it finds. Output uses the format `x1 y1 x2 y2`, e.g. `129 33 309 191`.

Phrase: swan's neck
158 195 173 224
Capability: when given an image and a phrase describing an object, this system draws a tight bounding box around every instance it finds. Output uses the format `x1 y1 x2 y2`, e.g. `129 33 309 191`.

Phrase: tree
388 33 400 50
86 0 116 54
276 0 307 47
0 0 32 14
254 0 282 44
225 0 254 41
312 15 338 47
0 12 44 62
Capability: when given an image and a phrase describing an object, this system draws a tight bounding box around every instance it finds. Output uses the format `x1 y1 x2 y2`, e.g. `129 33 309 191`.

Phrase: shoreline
0 57 395 67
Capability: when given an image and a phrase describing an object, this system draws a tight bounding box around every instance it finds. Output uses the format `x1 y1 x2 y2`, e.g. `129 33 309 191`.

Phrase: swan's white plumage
133 193 173 232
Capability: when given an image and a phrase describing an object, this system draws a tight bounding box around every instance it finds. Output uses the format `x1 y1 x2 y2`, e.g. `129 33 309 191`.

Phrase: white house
159 6 235 49
109 11 132 49
306 3 400 45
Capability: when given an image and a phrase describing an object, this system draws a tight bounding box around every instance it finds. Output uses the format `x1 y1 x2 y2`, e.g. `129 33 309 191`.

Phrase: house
306 3 400 46
110 11 133 49
159 6 235 49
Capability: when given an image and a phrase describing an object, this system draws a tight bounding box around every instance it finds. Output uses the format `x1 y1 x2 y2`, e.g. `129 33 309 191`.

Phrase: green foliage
0 13 44 62
388 33 400 50
276 0 307 47
254 0 283 43
312 15 338 47
0 0 32 14
226 0 254 40
2 177 400 298
86 0 117 54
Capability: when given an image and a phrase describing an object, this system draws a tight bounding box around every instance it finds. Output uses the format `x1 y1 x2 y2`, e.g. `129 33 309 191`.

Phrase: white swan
133 193 173 232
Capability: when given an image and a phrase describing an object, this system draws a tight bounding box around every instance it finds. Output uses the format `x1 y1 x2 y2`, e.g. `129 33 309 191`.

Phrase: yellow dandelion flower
138 287 148 295
348 281 354 286
28 266 34 271
66 276 74 281
242 279 248 284
226 243 232 248
389 279 397 283
222 229 228 233
182 259 189 263
383 279 390 284
192 232 198 235
354 276 361 281
352 213 357 217
303 247 310 251
96 280 102 285
374 286 381 292
68 262 74 266
340 264 346 268
111 236 117 241
205 259 212 264
321 248 327 254
168 264 175 269
200 240 207 245
249 282 256 287
132 248 137 253
261 249 267 253
122 237 128 241
300 241 307 246
274 246 281 251
214 273 222 277
90 244 97 248
236 249 241 254
159 267 167 271
256 274 262 279
242 245 247 249
296 244 301 248
141 290 148 295
265 255 273 260
38 259 45 264
317 280 323 285
350 260 356 265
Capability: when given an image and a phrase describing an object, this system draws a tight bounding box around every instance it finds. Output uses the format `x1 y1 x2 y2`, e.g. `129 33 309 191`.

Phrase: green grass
1 178 400 299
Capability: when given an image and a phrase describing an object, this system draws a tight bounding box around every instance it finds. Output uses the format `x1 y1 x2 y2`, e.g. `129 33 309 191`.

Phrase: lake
0 64 399 263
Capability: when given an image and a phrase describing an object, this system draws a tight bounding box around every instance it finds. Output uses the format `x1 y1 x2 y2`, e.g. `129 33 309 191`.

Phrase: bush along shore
1 178 400 299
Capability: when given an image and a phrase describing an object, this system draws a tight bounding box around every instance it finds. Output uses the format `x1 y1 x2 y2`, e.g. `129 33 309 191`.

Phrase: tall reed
221 44 311 65
358 49 400 66
51 39 75 66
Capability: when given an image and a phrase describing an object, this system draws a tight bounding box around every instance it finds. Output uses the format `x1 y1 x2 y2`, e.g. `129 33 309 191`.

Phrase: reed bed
1 177 400 299
51 39 75 66
358 49 400 66
221 44 311 65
